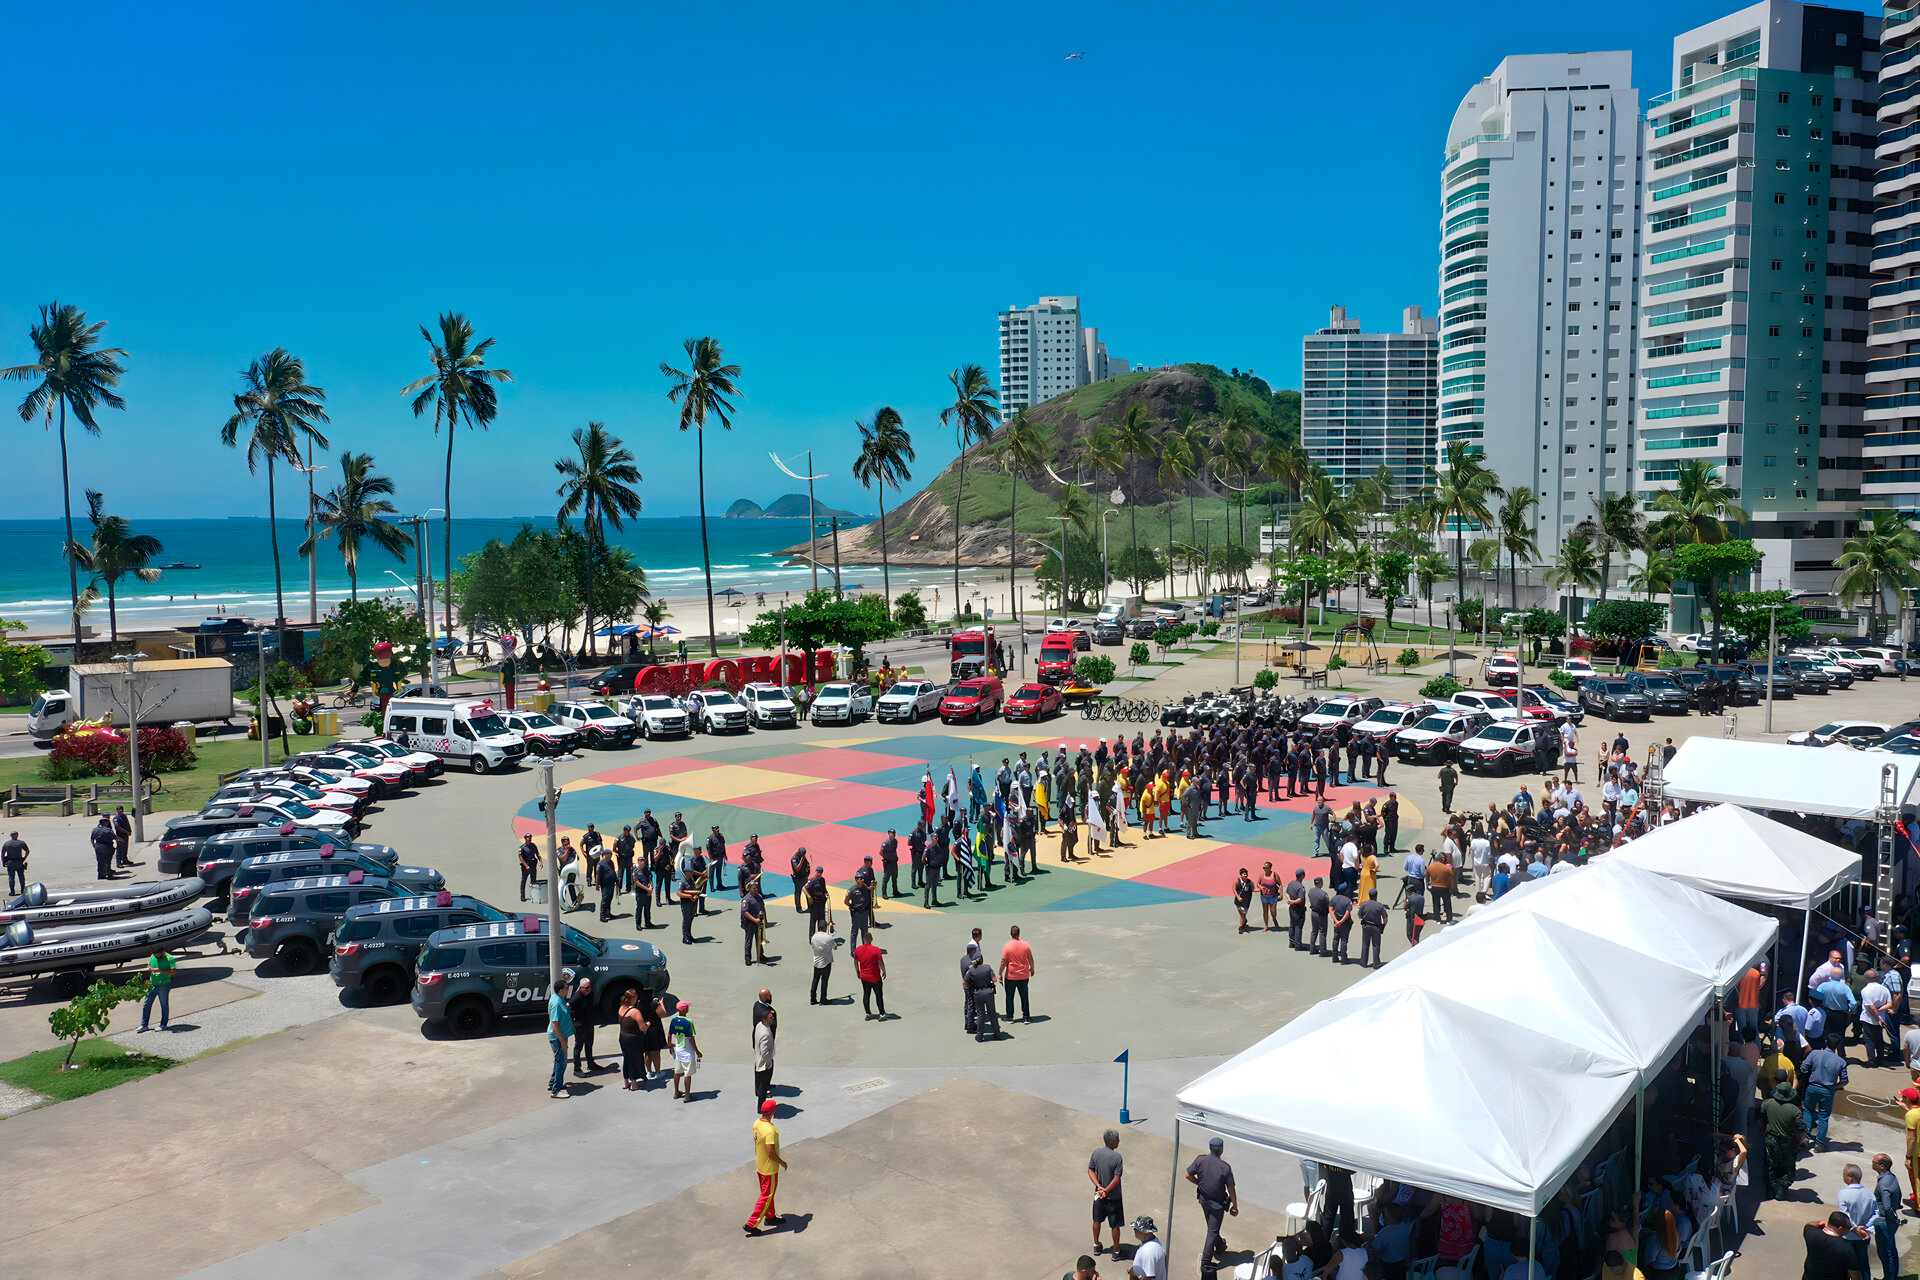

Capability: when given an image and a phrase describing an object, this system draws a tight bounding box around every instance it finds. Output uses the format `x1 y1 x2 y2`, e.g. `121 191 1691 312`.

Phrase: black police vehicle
228 847 443 926
411 915 670 1038
244 872 408 974
330 892 511 1003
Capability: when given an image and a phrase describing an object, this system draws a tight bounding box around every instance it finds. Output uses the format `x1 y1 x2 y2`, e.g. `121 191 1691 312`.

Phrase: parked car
1002 683 1064 722
1793 653 1854 689
228 847 444 927
499 710 584 755
1299 695 1385 731
1787 720 1891 748
184 826 398 896
1124 618 1159 640
1776 656 1837 693
1351 702 1437 752
1092 621 1123 646
1521 685 1584 724
623 694 694 739
939 677 1004 723
1811 647 1881 680
1394 709 1495 764
1044 617 1086 633
550 699 639 747
810 682 874 726
1696 665 1765 705
411 916 670 1039
689 689 750 733
210 779 364 820
1578 677 1652 721
1483 653 1522 689
1732 662 1797 700
588 664 647 697
1455 721 1561 776
1622 671 1692 715
331 892 512 1003
198 798 355 839
1036 635 1079 685
1853 646 1907 675
738 683 798 729
244 873 408 974
876 680 945 724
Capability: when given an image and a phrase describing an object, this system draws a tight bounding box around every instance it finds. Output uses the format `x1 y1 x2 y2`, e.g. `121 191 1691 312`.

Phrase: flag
921 771 936 826
1114 1049 1129 1064
944 766 959 805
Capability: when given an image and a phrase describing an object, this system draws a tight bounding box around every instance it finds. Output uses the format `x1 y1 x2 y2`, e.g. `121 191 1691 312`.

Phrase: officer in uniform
907 822 927 891
1357 888 1391 968
705 825 729 892
1307 876 1331 955
879 829 900 898
1186 1136 1239 1278
966 948 999 1042
90 818 117 880
1329 884 1355 964
1284 869 1309 950
961 938 981 1034
926 826 948 908
1438 759 1459 816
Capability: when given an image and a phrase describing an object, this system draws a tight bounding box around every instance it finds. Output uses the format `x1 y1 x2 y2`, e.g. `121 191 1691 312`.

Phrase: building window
1774 194 1787 204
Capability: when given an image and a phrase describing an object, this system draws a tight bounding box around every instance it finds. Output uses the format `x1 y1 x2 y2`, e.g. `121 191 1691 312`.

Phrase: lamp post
1764 600 1782 735
534 753 581 991
112 652 148 843
1196 518 1214 599
291 455 328 626
1101 509 1118 594
1046 515 1072 617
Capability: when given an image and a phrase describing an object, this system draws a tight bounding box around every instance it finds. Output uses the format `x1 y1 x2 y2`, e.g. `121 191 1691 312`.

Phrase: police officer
1329 883 1355 964
741 878 766 966
1307 876 1331 955
111 805 134 868
966 947 999 1042
908 822 927 891
518 836 540 902
845 874 872 945
705 825 729 892
790 847 811 915
925 826 948 908
805 868 830 935
879 829 901 898
1284 868 1309 950
1186 1136 1239 1277
1357 888 1390 968
595 851 618 922
613 825 636 893
638 810 663 899
90 818 117 880
632 851 656 930
961 937 982 1034
1438 759 1459 815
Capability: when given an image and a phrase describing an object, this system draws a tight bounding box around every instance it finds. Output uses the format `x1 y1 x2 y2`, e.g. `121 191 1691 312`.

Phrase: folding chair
1408 1258 1439 1280
1284 1179 1326 1236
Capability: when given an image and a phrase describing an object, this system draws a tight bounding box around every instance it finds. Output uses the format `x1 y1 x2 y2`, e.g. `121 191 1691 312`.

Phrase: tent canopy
1177 860 1777 1215
1604 803 1862 909
1663 738 1920 820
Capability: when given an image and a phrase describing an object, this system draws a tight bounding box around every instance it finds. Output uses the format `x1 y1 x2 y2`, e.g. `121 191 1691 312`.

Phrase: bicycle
327 684 368 710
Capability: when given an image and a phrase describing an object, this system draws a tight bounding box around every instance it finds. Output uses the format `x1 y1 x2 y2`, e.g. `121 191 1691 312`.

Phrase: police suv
244 872 408 974
330 891 511 1003
228 846 444 926
411 915 671 1038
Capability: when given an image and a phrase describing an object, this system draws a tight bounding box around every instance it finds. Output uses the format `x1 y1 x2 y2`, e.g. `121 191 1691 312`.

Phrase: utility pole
116 652 148 844
830 516 843 599
537 757 564 992
1764 601 1780 735
808 452 819 593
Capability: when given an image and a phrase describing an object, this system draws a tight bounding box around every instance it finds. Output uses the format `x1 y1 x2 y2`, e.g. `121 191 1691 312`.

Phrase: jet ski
1 907 215 996
1 878 206 927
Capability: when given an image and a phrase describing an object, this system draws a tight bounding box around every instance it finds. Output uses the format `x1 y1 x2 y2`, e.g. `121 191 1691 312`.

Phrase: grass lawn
0 1037 174 1103
0 731 341 813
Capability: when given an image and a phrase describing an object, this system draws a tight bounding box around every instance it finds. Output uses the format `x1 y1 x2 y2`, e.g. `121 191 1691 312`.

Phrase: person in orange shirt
1735 963 1767 1041
1000 924 1036 1022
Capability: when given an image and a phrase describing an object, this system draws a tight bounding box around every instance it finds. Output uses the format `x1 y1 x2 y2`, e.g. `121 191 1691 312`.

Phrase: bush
891 590 927 630
1420 674 1462 700
1075 655 1117 686
1658 650 1684 669
1253 668 1278 691
1129 643 1151 669
1549 668 1579 690
38 757 93 782
47 731 123 777
360 710 383 729
1198 621 1220 637
1569 637 1595 654
1397 647 1422 671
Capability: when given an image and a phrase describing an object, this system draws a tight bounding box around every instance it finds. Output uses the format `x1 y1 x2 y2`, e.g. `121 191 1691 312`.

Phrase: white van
382 698 528 774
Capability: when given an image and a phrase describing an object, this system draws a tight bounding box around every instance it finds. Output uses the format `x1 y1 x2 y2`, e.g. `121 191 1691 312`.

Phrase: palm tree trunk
1166 504 1175 599
953 455 967 625
59 400 81 653
268 456 287 658
582 505 597 662
107 582 118 643
1599 550 1611 604
878 492 892 618
696 425 717 657
443 424 456 666
1128 497 1140 594
349 563 358 602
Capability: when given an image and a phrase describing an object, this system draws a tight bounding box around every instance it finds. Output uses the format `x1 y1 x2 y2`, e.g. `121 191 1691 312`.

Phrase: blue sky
0 0 1872 519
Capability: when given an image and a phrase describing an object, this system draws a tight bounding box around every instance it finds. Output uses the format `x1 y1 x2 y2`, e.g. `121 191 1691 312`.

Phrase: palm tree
1175 408 1211 552
224 349 330 652
1629 548 1677 627
1210 407 1255 549
1154 432 1197 596
1427 442 1504 604
640 598 672 659
3 303 128 649
1649 459 1745 547
1494 487 1541 608
853 407 916 615
403 314 513 652
1416 551 1449 629
1292 470 1357 627
994 411 1049 624
939 365 1001 624
1834 511 1920 639
66 490 162 641
300 451 412 602
1577 492 1645 602
661 337 742 657
1546 533 1602 622
555 422 645 656
1111 403 1159 567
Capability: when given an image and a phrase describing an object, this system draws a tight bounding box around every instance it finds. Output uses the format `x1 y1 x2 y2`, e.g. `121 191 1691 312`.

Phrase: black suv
1732 661 1797 699
330 893 510 1003
228 847 440 926
1124 617 1158 640
189 828 399 901
158 812 277 875
1622 671 1691 715
1776 657 1833 694
1579 677 1652 721
411 916 670 1038
588 664 647 697
1092 621 1123 646
245 873 407 974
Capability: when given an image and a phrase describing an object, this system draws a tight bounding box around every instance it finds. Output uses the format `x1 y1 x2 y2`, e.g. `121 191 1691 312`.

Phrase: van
382 698 528 775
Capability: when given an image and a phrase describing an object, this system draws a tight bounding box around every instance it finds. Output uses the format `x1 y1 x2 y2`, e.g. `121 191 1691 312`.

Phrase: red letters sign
630 650 835 696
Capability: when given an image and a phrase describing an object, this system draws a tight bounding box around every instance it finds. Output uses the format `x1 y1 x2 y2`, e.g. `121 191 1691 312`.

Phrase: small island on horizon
726 493 863 520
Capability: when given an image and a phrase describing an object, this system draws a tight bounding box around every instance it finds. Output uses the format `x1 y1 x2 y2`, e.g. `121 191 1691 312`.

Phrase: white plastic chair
1232 1238 1288 1280
1684 1249 1734 1280
1680 1213 1711 1277
1709 1185 1739 1248
1284 1178 1326 1235
1437 1244 1480 1280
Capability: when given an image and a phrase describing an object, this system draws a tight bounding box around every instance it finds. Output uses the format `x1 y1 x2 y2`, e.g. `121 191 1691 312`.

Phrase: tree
853 406 916 615
0 619 48 697
1723 588 1811 652
1075 654 1117 686
1377 550 1413 626
555 421 645 657
1129 641 1151 671
940 364 1001 623
741 589 900 673
313 596 433 686
452 526 578 648
1110 403 1159 572
1493 487 1540 609
1176 409 1211 557
660 336 740 656
1671 540 1762 643
1213 541 1255 588
64 490 162 642
1290 471 1356 627
1577 492 1645 603
1427 442 1503 602
1545 534 1602 622
1415 551 1449 629
223 348 330 654
1833 511 1920 640
299 452 412 602
994 410 1050 622
892 589 927 630
1278 554 1336 630
1629 548 1677 625
640 598 673 657
3 303 128 652
48 975 150 1071
1033 528 1105 610
1649 459 1745 548
1154 431 1197 596
1111 544 1168 594
1080 423 1128 589
1581 599 1668 647
403 314 513 656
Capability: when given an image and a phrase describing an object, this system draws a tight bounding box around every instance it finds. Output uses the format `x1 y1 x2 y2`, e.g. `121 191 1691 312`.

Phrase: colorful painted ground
511 730 1411 914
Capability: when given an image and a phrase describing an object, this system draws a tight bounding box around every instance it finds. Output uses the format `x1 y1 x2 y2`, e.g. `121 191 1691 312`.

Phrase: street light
533 753 582 992
1046 516 1072 617
111 652 149 843
1100 509 1119 594
290 457 328 626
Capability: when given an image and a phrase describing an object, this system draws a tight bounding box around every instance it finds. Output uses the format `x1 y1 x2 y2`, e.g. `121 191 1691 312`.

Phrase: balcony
1865 430 1920 448
1642 434 1725 450
1891 3 1920 33
1645 403 1724 419
1444 237 1488 260
1866 391 1920 410
1870 313 1920 337
1444 132 1510 162
1648 305 1726 328
1868 352 1920 375
1646 336 1727 359
1653 103 1739 139
1650 204 1728 236
1645 370 1723 389
1443 306 1487 328
1871 275 1920 301
1653 138 1732 172
1442 282 1488 305
1442 354 1486 372
1874 234 1920 263
1651 171 1730 203
1443 259 1488 283
1441 333 1486 351
1649 271 1726 296
1444 183 1490 213
1649 237 1728 266
1649 66 1758 110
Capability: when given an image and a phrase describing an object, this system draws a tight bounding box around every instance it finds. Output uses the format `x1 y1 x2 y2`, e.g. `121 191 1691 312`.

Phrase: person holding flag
968 765 987 826
920 769 937 830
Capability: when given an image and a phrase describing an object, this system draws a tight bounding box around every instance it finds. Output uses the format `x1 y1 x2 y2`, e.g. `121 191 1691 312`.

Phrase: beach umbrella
714 587 746 598
1277 639 1321 652
647 624 683 637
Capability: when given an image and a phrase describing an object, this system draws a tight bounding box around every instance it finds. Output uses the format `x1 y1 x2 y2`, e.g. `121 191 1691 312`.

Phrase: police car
1393 708 1495 764
411 915 671 1038
189 824 399 898
330 891 511 1003
244 872 409 974
550 700 639 748
1349 701 1436 752
498 710 583 756
1455 720 1561 776
1298 695 1384 731
227 846 444 926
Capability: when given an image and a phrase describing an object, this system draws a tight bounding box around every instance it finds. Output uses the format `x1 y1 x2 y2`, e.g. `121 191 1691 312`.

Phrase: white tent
1176 985 1643 1215
1662 737 1920 820
1605 804 1862 909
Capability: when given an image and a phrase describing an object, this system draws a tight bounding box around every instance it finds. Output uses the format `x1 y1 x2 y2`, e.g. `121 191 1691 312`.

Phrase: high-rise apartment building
1438 53 1643 551
1868 4 1920 522
1640 1 1877 594
998 296 1088 416
1301 305 1439 497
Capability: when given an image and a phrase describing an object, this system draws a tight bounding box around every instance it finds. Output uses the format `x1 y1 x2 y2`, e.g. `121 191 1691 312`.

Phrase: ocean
0 515 876 630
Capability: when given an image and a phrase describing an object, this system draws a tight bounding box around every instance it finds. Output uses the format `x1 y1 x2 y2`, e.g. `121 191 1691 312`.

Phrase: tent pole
1529 1219 1539 1280
1632 1087 1645 1236
1167 1118 1180 1265
1796 905 1810 1001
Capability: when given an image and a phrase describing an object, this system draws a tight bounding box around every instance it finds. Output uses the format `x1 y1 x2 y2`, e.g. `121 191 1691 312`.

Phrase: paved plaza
4 648 1920 1277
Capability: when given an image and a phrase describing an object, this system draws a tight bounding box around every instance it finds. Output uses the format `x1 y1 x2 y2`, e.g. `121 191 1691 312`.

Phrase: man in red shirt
1000 924 1036 1023
1736 962 1767 1041
853 931 888 1020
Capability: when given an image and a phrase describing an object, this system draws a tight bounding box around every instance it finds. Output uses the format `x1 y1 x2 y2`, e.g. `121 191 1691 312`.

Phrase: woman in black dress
641 991 670 1080
617 988 648 1090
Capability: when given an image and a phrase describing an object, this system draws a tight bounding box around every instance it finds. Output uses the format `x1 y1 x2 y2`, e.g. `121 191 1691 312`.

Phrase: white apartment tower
1868 3 1918 525
997 297 1125 416
1301 305 1439 496
1438 53 1643 550
1641 1 1878 598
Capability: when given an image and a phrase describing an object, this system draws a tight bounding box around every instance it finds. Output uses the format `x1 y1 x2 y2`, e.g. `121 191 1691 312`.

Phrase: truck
948 626 997 678
1096 593 1143 626
27 657 236 740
